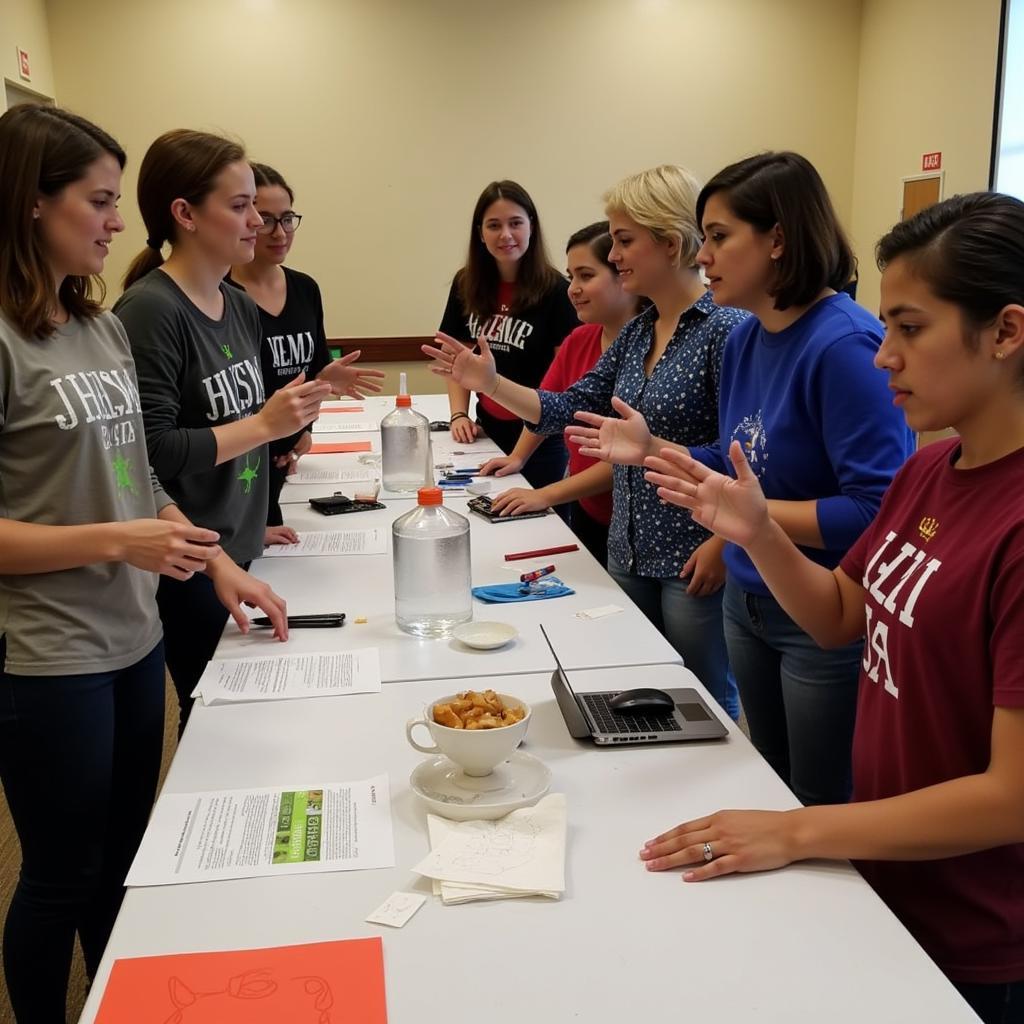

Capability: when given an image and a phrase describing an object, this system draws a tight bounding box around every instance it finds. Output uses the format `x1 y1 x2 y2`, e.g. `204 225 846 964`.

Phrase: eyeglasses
257 212 302 235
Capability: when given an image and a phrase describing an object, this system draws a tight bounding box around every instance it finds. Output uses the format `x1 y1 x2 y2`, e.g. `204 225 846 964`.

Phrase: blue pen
453 467 482 474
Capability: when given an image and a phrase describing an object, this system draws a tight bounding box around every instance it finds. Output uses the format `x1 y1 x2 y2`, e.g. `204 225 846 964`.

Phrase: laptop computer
540 625 728 745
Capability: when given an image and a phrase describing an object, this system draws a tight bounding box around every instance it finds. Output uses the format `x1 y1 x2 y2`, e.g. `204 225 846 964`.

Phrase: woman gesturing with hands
635 193 1024 1024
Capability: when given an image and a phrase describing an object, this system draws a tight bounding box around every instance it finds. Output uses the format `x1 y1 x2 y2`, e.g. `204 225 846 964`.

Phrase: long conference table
79 394 980 1023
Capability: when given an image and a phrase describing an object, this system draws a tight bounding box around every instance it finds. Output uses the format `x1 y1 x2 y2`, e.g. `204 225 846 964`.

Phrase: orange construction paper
321 405 365 413
95 937 387 1024
309 441 373 454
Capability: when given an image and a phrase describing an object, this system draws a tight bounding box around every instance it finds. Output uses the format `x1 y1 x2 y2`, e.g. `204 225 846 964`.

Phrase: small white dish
410 751 551 821
452 621 518 650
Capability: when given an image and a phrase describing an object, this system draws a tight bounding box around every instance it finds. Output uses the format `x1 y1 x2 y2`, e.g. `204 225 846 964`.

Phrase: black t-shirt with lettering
228 267 331 459
438 274 579 421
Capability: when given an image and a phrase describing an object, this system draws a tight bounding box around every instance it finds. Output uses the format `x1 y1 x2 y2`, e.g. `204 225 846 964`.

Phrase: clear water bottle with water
380 372 431 493
393 487 472 637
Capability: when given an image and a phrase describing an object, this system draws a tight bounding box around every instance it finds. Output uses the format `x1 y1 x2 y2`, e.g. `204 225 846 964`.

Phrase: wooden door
901 175 942 221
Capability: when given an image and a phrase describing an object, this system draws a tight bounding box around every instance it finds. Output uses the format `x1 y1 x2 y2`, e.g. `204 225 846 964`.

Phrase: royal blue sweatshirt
690 292 914 595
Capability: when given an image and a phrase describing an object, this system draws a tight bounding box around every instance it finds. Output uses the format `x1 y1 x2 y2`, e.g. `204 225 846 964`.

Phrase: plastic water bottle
393 487 472 637
381 372 431 493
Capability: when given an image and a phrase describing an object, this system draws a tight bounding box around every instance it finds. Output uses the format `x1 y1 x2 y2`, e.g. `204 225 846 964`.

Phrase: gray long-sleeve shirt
0 310 170 675
114 270 268 564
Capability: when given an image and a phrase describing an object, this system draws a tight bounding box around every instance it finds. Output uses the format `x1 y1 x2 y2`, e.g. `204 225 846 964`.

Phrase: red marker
504 544 579 562
519 563 556 584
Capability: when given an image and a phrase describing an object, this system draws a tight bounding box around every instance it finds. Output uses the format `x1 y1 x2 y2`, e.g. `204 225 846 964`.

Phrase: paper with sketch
285 467 376 485
195 650 381 705
311 416 377 433
414 794 566 902
262 528 387 557
93 937 387 1024
126 776 394 886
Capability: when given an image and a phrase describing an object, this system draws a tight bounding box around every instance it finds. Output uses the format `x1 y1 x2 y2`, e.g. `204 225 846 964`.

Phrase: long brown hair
455 180 562 319
0 104 125 339
122 129 246 290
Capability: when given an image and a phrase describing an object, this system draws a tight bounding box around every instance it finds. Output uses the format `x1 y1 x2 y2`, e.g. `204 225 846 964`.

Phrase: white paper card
196 650 381 705
575 604 625 620
312 417 378 433
365 891 427 928
262 528 387 557
284 468 376 485
126 775 394 886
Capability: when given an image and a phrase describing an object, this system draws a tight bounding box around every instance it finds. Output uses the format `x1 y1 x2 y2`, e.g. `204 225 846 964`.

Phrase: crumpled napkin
472 578 575 603
413 794 567 905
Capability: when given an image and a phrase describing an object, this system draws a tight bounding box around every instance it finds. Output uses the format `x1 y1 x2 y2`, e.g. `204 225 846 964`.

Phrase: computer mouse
608 687 676 713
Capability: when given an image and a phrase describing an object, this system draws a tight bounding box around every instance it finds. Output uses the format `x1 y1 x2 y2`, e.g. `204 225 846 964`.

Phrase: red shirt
539 324 612 525
840 438 1024 983
476 282 520 421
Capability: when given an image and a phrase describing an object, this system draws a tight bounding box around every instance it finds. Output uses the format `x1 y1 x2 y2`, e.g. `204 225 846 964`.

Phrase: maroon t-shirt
841 438 1024 983
540 323 612 525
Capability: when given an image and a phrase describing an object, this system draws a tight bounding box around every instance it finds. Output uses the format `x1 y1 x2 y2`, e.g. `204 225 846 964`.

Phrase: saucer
452 621 518 650
411 751 551 821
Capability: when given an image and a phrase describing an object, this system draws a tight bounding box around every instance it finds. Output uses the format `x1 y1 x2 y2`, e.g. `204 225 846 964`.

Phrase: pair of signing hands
265 351 388 547
430 330 770 596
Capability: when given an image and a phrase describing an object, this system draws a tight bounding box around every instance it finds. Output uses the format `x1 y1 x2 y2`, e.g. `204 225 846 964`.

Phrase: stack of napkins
412 794 566 905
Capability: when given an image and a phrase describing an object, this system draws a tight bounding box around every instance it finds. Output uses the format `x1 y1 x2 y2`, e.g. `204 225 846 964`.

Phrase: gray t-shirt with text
0 310 169 675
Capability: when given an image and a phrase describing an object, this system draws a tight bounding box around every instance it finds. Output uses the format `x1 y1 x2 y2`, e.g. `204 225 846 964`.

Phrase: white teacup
406 693 531 777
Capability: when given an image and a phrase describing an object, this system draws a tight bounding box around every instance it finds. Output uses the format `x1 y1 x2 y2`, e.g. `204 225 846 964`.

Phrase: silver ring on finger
703 841 714 862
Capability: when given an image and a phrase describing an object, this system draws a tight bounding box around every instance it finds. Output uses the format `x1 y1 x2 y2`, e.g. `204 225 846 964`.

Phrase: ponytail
122 128 246 293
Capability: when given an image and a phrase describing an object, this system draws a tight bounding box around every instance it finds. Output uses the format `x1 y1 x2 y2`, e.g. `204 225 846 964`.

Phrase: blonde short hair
603 164 703 268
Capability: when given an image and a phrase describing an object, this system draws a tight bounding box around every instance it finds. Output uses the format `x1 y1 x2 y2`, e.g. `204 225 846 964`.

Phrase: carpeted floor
0 673 180 1024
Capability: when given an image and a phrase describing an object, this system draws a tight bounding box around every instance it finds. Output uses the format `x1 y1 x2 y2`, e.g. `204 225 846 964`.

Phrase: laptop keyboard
581 693 682 734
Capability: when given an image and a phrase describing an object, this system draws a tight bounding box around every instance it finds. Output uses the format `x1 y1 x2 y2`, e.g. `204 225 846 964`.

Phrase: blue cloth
691 293 914 596
472 577 575 602
531 293 749 578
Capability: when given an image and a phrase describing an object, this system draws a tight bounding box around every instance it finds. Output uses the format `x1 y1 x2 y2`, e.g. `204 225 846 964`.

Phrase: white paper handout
126 775 394 886
284 467 376 485
413 794 566 905
195 650 381 705
262 528 387 557
311 417 378 433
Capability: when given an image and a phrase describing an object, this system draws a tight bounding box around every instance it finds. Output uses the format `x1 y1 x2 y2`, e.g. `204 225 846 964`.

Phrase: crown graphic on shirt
918 516 939 542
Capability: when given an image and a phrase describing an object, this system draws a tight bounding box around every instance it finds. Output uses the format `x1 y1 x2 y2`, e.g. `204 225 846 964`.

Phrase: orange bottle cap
417 487 443 505
395 394 412 407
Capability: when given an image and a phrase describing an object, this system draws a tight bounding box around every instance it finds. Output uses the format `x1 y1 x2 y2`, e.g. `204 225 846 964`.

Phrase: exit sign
922 152 942 171
16 46 30 81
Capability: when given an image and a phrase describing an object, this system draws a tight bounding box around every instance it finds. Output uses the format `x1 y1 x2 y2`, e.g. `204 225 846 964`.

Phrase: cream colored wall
850 0 1003 317
0 0 55 101
45 0 864 338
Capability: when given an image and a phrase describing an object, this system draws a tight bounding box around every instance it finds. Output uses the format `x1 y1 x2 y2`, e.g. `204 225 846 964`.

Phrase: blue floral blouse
531 293 748 577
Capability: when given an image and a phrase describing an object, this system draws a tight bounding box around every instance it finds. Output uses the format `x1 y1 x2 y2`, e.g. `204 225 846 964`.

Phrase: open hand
643 441 770 547
564 396 651 466
320 349 386 398
421 330 498 394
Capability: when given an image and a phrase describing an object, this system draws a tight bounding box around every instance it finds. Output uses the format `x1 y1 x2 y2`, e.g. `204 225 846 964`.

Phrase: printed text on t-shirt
468 312 534 352
860 529 942 699
202 355 266 421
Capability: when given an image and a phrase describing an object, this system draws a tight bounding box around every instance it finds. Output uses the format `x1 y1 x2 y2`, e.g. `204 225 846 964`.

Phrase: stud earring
996 351 1006 360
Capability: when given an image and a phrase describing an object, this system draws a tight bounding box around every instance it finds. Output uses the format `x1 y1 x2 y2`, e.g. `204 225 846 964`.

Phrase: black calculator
466 494 552 523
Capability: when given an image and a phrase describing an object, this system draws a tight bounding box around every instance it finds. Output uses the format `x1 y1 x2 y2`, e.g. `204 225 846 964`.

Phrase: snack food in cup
406 691 531 777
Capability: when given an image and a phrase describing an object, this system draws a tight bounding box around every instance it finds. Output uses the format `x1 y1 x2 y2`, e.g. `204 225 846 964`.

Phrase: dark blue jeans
157 569 239 736
723 578 861 805
955 980 1024 1024
608 554 737 720
0 638 165 1023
